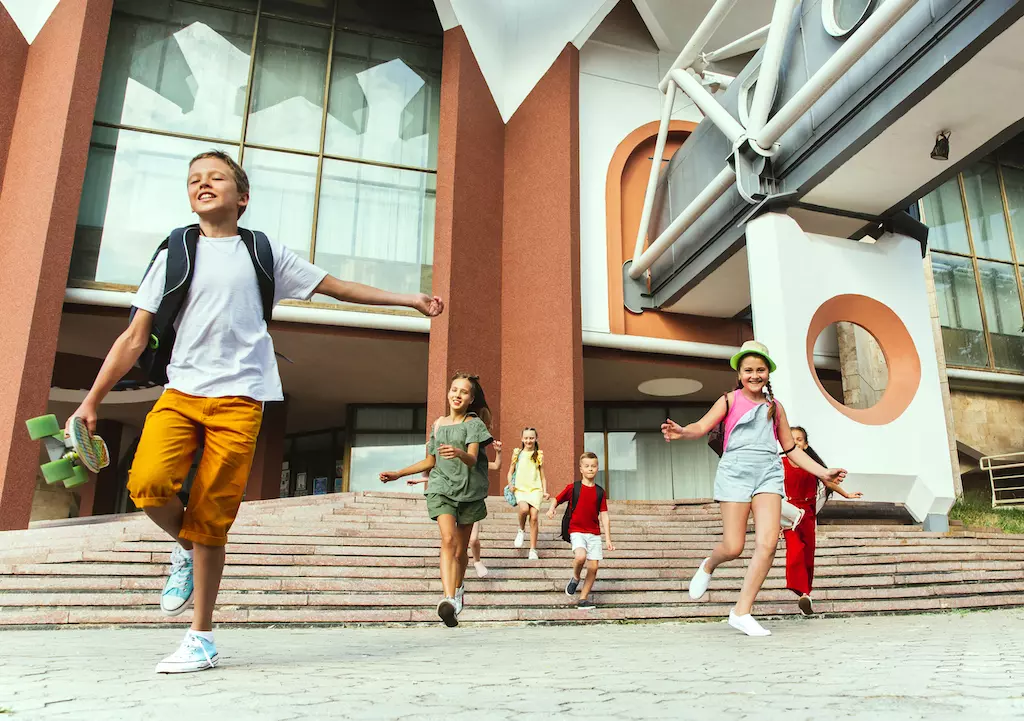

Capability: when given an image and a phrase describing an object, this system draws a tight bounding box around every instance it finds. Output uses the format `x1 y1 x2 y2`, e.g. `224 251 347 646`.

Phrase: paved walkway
2 609 1023 720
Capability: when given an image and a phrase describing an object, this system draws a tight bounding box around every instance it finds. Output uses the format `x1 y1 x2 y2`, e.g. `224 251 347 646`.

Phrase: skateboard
25 415 110 488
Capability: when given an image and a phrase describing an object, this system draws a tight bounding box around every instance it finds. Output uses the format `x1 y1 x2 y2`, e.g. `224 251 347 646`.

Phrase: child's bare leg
529 506 539 549
706 502 751 572
455 523 473 589
579 560 600 600
571 549 586 580
470 522 482 563
191 543 225 631
437 515 460 598
143 497 193 550
734 494 781 615
516 502 529 531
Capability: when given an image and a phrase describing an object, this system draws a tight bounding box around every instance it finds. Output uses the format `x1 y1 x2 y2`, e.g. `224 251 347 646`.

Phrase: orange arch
604 120 750 345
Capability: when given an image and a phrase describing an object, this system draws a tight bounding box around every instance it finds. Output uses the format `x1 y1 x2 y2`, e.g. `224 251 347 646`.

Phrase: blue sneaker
160 545 194 616
155 632 219 674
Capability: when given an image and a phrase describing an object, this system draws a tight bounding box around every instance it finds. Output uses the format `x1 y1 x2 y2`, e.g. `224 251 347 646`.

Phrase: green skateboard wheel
26 414 61 441
64 464 90 489
41 458 74 484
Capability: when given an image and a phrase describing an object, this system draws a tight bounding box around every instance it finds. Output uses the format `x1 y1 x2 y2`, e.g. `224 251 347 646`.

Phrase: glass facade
72 0 441 303
921 157 1024 374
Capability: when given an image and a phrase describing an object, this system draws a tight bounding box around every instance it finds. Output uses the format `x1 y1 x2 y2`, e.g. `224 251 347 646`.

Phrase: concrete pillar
500 46 584 495
427 26 505 492
0 4 28 182
0 0 114 531
245 399 288 501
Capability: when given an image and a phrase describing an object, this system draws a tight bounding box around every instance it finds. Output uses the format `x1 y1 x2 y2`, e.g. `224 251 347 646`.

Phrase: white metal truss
629 0 921 282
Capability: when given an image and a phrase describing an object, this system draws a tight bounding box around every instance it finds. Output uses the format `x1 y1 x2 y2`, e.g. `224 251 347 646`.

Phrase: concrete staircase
1 492 1023 626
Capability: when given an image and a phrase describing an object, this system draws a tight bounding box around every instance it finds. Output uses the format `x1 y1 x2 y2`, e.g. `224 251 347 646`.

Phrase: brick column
245 399 288 501
0 0 114 530
500 46 584 493
427 27 505 491
0 5 28 181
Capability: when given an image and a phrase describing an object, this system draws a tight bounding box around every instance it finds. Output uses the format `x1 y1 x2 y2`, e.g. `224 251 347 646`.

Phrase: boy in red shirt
547 452 615 609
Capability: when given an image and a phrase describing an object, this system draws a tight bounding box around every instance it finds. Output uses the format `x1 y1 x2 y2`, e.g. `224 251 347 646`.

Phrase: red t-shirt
783 457 817 504
555 481 608 535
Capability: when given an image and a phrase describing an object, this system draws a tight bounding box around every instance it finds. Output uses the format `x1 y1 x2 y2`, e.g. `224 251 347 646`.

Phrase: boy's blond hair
579 451 599 464
189 150 249 218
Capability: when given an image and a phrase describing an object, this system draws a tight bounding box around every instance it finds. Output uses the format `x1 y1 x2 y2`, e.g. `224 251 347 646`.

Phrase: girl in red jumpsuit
784 426 863 615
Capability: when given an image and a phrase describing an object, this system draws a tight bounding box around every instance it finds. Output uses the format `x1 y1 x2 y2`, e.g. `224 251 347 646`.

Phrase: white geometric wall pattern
433 0 617 122
1 0 61 44
745 212 956 527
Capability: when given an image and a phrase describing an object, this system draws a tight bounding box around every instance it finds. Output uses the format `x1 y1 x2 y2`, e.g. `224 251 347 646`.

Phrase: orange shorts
128 389 263 546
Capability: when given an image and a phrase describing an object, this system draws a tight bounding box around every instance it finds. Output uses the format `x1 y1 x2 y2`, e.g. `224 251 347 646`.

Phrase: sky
1 0 61 44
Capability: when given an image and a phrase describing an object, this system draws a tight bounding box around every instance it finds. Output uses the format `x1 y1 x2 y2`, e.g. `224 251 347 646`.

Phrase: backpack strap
239 227 275 323
595 483 605 512
569 480 582 516
155 225 200 332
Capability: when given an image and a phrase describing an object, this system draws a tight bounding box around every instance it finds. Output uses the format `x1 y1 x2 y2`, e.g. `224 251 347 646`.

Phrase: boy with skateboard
547 452 614 610
69 150 443 673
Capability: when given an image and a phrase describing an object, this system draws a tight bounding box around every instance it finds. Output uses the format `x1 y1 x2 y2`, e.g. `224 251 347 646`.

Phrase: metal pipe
703 23 770 63
658 0 738 92
702 71 734 92
744 0 800 135
64 288 432 334
632 83 678 264
629 165 736 279
582 330 840 370
755 0 919 149
670 69 745 145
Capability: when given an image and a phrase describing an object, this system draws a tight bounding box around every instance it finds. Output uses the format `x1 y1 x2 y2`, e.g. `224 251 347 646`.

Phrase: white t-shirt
132 234 327 401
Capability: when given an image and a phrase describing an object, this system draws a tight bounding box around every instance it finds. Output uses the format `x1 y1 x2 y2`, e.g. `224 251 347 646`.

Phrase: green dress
426 416 492 503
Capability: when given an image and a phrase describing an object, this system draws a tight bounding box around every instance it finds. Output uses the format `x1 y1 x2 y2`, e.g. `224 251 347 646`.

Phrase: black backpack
561 480 606 543
130 225 275 385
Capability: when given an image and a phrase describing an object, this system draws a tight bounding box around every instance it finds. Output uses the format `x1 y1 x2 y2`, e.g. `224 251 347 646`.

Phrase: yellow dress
511 448 544 509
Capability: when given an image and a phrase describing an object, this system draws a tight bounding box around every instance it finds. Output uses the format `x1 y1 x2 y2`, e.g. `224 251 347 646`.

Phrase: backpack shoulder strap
570 480 582 514
596 484 605 511
239 227 275 323
152 225 200 330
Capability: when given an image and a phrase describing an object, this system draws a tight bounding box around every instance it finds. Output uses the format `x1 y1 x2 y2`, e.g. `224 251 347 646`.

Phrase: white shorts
570 532 603 561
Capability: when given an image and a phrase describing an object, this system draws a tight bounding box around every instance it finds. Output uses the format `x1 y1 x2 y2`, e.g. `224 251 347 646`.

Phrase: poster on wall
279 469 290 498
295 472 308 496
334 478 344 493
313 477 328 495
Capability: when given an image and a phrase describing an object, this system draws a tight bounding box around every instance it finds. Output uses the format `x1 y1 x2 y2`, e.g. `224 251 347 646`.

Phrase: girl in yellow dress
507 428 548 560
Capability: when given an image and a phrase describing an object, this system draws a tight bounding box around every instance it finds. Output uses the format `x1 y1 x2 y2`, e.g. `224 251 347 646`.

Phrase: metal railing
980 452 1024 507
629 0 920 282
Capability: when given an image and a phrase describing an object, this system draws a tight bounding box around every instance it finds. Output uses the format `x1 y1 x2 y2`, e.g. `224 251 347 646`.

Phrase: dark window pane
1001 164 1024 261
977 261 1024 372
261 0 334 24
931 253 989 368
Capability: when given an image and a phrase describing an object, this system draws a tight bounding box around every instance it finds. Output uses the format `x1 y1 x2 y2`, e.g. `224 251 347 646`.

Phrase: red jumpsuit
783 457 818 596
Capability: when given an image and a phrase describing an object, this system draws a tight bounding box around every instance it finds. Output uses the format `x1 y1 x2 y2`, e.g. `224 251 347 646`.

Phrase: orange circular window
805 294 921 425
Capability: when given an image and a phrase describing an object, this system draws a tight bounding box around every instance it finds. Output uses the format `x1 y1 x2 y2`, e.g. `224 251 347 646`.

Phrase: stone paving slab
1 609 1023 721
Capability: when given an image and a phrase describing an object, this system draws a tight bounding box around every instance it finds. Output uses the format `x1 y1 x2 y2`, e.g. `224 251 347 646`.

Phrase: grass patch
950 491 1024 534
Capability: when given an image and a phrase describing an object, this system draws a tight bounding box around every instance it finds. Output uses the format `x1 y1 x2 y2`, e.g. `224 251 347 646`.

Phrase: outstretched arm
70 309 154 431
776 403 847 482
661 394 729 442
380 453 436 483
313 276 443 317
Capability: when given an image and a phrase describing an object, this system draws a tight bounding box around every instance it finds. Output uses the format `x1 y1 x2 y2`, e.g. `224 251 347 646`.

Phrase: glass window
606 407 667 430
1001 165 1024 259
72 126 237 285
977 261 1024 372
246 19 330 153
95 1 255 140
963 163 1013 261
583 431 607 490
241 148 317 260
325 31 441 169
354 407 416 430
921 177 970 255
349 433 426 494
315 159 435 296
931 253 989 368
74 0 442 313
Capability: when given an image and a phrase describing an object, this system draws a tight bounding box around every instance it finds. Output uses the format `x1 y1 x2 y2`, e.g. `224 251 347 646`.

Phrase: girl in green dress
380 372 492 627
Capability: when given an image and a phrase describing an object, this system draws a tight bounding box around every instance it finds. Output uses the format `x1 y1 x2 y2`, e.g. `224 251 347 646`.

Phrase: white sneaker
728 609 771 637
688 557 713 600
798 594 813 616
514 529 525 548
528 548 539 561
155 632 219 674
437 597 458 627
474 561 489 578
454 584 465 615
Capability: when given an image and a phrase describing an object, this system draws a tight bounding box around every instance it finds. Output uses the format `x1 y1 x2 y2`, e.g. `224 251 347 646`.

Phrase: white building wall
579 40 703 334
